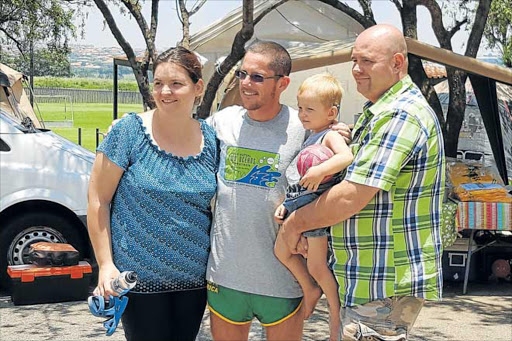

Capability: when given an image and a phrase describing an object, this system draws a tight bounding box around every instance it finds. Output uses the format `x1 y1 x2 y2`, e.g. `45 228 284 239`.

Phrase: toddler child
274 73 353 341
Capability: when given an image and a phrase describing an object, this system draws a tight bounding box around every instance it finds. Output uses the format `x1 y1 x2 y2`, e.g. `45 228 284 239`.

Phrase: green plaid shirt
331 75 445 307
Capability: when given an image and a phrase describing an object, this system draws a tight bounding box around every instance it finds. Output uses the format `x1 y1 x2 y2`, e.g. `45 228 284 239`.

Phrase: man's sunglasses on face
235 70 283 83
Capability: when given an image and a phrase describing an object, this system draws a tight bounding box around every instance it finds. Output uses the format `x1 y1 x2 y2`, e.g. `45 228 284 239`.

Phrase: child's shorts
303 227 329 238
283 192 330 238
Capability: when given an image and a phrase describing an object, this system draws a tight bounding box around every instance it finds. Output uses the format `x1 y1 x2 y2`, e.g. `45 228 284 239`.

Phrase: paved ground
0 282 510 341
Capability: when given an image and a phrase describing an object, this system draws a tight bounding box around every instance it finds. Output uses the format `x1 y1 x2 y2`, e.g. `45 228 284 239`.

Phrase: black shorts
121 288 207 341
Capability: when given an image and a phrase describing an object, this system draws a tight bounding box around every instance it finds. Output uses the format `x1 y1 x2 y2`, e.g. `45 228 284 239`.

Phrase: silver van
0 63 94 289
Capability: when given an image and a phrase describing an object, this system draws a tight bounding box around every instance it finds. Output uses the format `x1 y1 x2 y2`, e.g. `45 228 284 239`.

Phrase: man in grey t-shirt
205 41 308 341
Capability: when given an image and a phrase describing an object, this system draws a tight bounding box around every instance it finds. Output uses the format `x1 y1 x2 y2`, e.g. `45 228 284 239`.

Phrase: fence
30 87 142 104
70 127 105 152
75 128 104 147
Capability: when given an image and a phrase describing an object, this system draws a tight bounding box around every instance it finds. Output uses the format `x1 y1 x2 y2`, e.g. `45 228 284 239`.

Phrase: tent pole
469 74 509 185
113 60 118 120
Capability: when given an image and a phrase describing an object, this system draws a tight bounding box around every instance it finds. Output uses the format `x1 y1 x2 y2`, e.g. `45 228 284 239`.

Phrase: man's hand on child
297 235 308 258
107 113 130 134
330 121 353 144
299 167 324 192
280 216 306 256
274 205 287 224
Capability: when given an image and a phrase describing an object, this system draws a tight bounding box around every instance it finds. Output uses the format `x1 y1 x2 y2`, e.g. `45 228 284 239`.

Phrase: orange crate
7 261 92 305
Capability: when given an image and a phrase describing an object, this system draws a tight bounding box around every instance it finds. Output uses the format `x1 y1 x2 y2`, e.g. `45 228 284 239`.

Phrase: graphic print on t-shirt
224 146 281 188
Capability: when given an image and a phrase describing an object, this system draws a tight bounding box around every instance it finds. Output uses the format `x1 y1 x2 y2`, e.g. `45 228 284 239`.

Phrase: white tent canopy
113 0 365 121
190 0 366 123
0 63 43 128
191 0 363 55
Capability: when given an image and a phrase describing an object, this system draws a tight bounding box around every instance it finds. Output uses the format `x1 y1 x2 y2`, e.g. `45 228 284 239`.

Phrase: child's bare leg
274 232 322 319
306 236 341 341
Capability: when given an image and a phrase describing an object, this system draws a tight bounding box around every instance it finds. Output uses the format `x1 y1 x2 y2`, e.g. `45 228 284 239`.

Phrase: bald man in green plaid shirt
280 25 445 340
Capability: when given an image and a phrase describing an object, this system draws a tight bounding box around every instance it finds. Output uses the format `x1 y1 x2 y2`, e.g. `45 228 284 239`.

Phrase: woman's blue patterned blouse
97 113 218 293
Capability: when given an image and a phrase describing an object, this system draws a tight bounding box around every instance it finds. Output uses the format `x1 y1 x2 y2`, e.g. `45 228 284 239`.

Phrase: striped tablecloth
456 201 512 231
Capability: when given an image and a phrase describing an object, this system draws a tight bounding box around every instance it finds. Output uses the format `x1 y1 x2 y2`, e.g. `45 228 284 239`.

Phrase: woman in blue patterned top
87 47 218 341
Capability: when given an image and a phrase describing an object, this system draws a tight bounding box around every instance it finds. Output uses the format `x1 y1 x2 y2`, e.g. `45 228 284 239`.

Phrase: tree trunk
196 0 254 118
465 0 491 58
408 55 446 131
417 0 469 155
178 0 190 49
93 0 154 110
137 63 154 110
399 1 446 133
444 69 467 156
195 0 290 117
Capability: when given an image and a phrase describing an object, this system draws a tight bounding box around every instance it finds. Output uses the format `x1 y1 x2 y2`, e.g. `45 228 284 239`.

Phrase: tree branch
465 0 491 57
189 0 206 16
93 0 153 109
448 18 468 39
318 0 376 29
400 0 418 38
149 0 158 62
416 0 451 48
197 0 255 118
120 0 155 59
175 0 184 24
358 0 374 20
94 0 137 63
241 0 254 29
178 0 191 48
0 27 25 57
120 0 147 33
390 0 403 11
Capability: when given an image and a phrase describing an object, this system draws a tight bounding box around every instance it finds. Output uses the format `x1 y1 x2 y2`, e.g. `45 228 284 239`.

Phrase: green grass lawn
37 103 143 151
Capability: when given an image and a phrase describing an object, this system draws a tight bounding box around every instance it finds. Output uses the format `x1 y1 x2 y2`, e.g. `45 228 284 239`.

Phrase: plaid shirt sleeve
345 109 428 191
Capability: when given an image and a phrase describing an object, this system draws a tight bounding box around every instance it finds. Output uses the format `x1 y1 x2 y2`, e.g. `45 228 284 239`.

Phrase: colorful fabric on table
454 183 512 203
456 201 512 231
446 160 500 187
446 159 511 202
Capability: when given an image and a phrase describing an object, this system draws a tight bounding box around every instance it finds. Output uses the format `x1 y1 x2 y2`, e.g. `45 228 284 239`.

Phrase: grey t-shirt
206 105 306 298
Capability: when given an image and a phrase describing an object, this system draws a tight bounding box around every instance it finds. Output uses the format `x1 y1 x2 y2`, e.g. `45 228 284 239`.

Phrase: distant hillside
34 77 139 91
69 45 146 79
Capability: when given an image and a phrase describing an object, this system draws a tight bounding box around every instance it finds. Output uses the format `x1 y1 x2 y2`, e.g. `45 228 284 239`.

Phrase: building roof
423 63 447 79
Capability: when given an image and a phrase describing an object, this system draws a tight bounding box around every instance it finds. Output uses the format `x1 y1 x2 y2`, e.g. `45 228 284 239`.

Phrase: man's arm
280 180 380 253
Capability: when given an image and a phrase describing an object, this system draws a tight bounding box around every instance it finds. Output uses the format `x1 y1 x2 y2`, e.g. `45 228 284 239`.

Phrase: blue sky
77 1 491 56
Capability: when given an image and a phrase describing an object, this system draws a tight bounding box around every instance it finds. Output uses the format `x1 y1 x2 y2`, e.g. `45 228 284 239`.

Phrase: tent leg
462 229 475 295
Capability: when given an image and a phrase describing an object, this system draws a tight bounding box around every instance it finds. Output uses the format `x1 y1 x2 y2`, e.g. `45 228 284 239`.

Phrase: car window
0 138 10 152
0 110 35 133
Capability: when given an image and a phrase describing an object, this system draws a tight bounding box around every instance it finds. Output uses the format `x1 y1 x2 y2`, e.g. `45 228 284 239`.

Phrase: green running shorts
206 281 303 326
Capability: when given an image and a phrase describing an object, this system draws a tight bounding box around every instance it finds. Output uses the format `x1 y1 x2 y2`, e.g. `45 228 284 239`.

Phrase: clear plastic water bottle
111 271 138 295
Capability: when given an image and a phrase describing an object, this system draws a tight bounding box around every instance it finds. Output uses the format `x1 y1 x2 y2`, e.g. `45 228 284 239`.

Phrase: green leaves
484 0 512 67
0 0 77 55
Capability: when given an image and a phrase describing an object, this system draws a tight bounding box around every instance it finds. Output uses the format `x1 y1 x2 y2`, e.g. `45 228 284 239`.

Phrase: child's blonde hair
297 73 343 109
